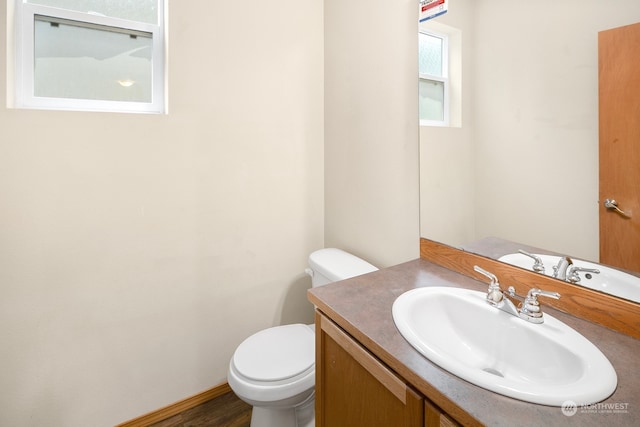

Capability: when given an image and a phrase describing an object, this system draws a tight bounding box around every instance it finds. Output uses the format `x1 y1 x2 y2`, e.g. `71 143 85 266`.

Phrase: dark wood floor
148 391 252 427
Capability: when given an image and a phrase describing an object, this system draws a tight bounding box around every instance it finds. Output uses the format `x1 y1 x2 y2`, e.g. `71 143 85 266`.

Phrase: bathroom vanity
307 241 640 426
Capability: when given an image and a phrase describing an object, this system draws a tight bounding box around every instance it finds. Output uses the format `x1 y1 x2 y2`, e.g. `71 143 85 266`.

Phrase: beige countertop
308 258 640 426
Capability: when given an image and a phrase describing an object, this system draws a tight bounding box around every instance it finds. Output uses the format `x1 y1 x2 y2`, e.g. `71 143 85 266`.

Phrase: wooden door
598 22 640 272
315 313 423 427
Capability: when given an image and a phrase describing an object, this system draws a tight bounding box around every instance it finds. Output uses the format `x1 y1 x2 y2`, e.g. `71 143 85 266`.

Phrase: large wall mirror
419 0 640 303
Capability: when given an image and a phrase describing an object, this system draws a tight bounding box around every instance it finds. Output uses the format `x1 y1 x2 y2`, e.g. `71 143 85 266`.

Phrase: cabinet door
425 400 461 427
316 312 423 427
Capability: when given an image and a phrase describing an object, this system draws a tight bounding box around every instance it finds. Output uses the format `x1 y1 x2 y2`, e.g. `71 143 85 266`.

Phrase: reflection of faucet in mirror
518 250 545 274
481 237 640 302
461 237 640 302
566 265 600 284
520 251 601 284
552 256 573 281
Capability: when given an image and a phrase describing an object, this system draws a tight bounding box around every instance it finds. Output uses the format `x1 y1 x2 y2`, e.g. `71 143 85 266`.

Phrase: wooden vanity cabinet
425 400 461 427
316 312 459 427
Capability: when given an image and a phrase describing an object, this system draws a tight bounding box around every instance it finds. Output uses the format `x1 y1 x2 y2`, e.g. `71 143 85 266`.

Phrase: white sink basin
498 253 640 303
392 287 617 406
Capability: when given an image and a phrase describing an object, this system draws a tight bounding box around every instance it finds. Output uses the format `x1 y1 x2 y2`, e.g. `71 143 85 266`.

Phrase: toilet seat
232 323 315 382
229 324 316 404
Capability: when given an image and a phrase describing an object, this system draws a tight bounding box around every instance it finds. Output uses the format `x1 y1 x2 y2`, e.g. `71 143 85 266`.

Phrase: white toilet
227 248 378 427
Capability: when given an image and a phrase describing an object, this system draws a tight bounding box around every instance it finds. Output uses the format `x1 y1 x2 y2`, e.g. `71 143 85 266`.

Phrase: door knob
604 199 632 218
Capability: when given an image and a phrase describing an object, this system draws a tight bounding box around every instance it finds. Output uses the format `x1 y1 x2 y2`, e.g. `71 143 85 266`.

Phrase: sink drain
483 367 504 377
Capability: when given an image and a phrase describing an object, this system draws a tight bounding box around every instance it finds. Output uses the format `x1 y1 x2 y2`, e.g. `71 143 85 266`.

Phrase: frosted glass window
26 0 159 24
418 33 443 77
14 0 165 113
419 80 444 122
34 17 152 103
418 30 448 125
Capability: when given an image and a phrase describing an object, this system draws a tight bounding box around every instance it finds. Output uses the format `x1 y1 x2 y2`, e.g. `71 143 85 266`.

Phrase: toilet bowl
227 248 378 427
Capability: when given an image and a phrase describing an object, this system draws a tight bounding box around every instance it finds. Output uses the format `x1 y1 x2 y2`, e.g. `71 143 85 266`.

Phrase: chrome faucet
518 250 601 284
474 266 561 324
552 256 573 280
566 265 600 284
518 250 545 274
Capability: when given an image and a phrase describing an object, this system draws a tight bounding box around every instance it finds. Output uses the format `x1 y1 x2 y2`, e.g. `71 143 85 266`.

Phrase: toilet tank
306 248 378 287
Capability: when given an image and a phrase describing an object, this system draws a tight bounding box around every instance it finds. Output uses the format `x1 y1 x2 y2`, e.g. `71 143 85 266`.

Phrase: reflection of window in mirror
418 22 461 128
9 0 166 114
419 31 448 125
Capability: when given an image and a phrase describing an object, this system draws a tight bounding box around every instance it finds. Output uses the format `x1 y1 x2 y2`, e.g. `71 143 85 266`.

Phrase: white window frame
419 30 449 127
13 1 165 114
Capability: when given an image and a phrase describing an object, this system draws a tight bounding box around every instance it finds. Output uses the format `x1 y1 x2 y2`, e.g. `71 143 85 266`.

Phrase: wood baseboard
115 382 232 427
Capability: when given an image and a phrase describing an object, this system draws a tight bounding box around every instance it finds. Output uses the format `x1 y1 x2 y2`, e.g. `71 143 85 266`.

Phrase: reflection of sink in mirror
498 253 640 303
392 287 617 406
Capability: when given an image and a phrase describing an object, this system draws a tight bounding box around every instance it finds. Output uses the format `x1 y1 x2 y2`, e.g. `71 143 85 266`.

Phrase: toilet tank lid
308 248 378 282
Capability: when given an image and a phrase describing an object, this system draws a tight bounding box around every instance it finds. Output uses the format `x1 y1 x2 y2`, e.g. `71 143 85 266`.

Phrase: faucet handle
520 288 561 323
518 250 545 273
566 266 600 283
473 266 503 304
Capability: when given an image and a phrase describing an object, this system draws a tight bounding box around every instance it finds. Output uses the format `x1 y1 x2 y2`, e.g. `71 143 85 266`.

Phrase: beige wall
1 1 324 425
324 0 420 268
421 0 640 261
